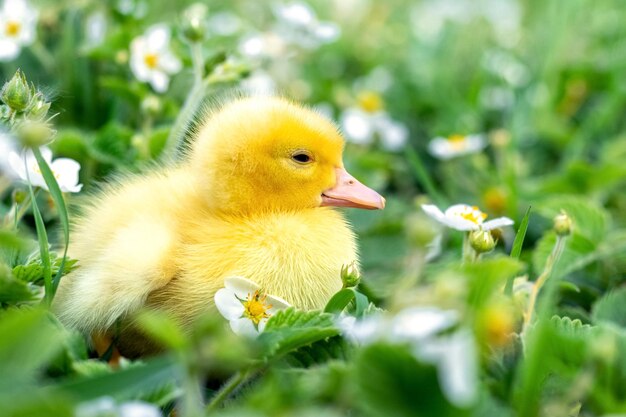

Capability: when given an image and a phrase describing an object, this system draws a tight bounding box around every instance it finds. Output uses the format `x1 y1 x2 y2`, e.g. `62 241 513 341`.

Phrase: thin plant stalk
522 234 567 333
162 42 205 160
205 369 253 413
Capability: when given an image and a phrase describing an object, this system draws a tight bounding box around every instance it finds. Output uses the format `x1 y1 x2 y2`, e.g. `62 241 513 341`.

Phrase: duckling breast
162 208 357 323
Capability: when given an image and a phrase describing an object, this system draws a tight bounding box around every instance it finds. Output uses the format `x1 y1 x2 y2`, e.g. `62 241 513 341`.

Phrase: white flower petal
224 276 260 295
0 39 20 61
158 53 182 74
481 217 514 231
276 2 315 26
315 22 340 41
118 401 163 417
379 119 409 151
265 294 291 313
338 314 386 345
340 108 375 145
214 288 244 321
230 317 259 337
50 158 82 193
149 71 169 93
7 151 26 179
145 24 170 50
390 307 457 342
421 204 446 222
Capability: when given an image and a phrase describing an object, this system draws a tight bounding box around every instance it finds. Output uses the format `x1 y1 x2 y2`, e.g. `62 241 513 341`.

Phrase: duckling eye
291 152 313 164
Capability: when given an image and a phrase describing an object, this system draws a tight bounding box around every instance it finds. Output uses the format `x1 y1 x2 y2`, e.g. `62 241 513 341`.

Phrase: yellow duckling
53 96 384 356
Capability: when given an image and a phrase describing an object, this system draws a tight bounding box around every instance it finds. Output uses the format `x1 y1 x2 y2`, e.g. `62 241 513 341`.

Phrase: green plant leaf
462 257 523 310
536 196 608 243
324 288 355 313
592 287 626 328
55 355 180 402
0 264 36 303
259 308 340 358
355 343 468 417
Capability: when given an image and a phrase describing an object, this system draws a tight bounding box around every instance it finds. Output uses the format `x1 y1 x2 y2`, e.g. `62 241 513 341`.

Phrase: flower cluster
422 203 513 232
427 134 487 160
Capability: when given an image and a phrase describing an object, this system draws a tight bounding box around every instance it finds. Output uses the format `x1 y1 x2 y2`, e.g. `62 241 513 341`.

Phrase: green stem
462 232 474 263
522 234 567 333
162 42 206 160
205 369 252 413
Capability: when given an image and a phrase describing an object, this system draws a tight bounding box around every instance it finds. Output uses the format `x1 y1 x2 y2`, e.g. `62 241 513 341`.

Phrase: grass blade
32 147 71 296
505 205 531 295
24 155 52 305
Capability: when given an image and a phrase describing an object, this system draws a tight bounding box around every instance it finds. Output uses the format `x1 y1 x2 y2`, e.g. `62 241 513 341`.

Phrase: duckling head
188 96 385 214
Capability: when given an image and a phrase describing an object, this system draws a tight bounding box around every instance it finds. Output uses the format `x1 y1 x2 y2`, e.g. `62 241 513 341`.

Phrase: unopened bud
469 229 496 253
16 120 55 147
181 3 208 42
141 95 162 116
553 211 572 236
1 70 32 112
341 261 361 288
12 189 27 204
27 92 51 120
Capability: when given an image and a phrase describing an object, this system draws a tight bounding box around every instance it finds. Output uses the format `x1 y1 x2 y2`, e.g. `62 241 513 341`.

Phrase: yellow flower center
357 91 384 113
459 206 487 224
5 21 21 37
447 134 467 150
143 53 159 69
242 290 272 325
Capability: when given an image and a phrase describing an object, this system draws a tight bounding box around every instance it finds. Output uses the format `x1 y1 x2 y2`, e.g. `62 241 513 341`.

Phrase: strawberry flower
421 204 513 231
129 24 182 93
0 0 38 62
8 146 82 193
214 276 291 337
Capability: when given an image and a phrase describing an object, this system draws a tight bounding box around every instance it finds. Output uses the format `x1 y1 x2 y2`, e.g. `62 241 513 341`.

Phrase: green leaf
324 288 355 313
0 264 36 303
536 196 608 242
55 355 180 402
355 343 468 417
259 308 340 358
13 256 78 284
0 308 64 388
592 287 626 328
135 309 188 351
532 232 597 278
462 257 523 310
505 206 531 295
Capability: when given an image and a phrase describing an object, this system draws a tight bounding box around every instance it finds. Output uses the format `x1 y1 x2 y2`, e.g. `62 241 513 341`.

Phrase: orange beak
321 167 385 210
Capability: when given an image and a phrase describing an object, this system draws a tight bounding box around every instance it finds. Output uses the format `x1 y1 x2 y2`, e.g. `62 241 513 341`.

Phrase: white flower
414 330 478 407
338 306 477 407
208 11 241 37
84 11 107 49
214 276 291 337
0 0 38 61
76 397 162 417
118 401 162 417
8 146 83 193
238 32 287 59
0 131 18 175
427 134 486 160
421 204 513 231
273 2 340 49
340 108 409 151
129 24 182 93
240 70 277 96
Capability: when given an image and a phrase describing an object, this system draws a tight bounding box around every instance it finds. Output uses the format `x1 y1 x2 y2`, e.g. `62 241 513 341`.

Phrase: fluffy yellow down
53 97 358 356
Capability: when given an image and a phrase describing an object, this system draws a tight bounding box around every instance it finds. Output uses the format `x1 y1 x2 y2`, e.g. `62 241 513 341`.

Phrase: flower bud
1 70 32 112
341 261 361 288
140 95 162 117
27 92 51 120
16 120 55 147
12 189 27 204
181 3 208 42
553 211 572 236
405 212 439 249
469 229 496 253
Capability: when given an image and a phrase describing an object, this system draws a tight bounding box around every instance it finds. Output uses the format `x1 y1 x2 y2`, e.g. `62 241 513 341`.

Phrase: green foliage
259 308 340 359
592 287 626 328
355 343 468 417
